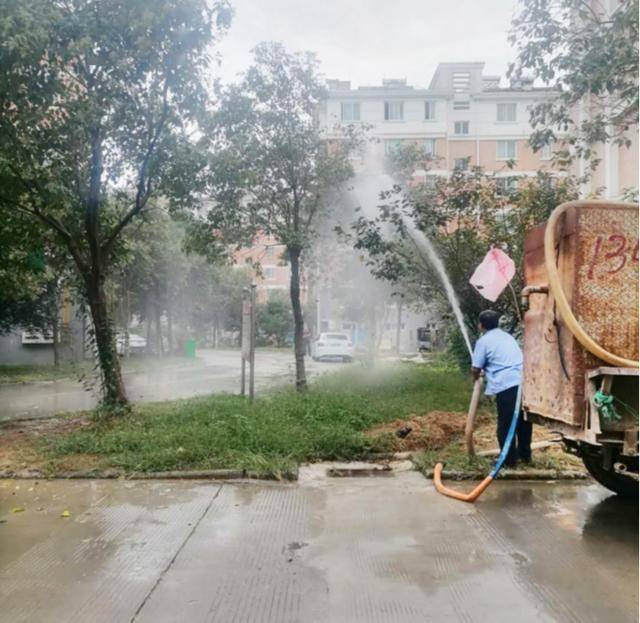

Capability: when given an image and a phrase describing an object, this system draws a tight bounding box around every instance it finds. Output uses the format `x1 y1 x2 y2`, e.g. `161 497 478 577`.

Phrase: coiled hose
544 200 639 369
434 200 639 502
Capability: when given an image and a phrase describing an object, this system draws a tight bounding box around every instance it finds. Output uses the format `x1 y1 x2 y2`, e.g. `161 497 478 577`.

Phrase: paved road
0 349 351 421
0 471 636 622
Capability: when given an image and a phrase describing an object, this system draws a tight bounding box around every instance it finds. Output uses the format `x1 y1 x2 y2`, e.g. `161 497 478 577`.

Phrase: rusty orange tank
522 200 638 497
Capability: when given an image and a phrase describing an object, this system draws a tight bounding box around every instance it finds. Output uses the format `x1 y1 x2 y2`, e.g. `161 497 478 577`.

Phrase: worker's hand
471 367 483 381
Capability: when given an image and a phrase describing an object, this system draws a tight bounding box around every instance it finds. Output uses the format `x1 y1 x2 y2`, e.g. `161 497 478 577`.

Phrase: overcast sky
213 0 520 88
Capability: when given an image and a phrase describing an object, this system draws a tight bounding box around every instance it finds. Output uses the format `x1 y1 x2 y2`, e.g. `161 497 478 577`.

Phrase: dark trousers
495 385 532 468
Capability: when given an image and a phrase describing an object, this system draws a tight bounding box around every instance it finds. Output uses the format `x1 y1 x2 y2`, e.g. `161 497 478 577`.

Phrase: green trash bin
185 338 197 359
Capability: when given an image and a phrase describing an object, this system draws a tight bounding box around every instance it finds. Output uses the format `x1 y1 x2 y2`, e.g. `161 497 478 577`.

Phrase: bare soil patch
366 410 584 472
0 416 91 475
365 411 469 451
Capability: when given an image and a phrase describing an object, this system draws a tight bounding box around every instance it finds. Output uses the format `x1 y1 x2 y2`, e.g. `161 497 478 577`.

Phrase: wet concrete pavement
0 473 637 623
0 349 350 421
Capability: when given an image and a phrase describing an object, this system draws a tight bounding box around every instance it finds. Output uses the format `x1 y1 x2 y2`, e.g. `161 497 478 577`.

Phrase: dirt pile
366 411 468 452
0 416 90 474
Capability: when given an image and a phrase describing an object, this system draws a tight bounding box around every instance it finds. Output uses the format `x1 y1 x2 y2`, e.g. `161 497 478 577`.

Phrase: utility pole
249 283 256 401
240 284 257 400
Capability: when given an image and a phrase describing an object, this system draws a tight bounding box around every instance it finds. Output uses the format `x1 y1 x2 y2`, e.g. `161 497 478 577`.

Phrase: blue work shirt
471 328 523 396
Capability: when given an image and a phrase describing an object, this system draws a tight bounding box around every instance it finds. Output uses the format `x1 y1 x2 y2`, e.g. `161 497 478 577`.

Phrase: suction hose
434 385 522 502
544 200 639 369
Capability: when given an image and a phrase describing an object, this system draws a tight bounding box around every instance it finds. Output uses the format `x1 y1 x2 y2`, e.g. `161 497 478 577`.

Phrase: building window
454 158 469 171
384 139 403 155
540 143 553 160
263 266 275 279
424 101 436 120
454 121 469 135
424 138 436 156
384 101 404 121
341 102 360 122
453 99 470 110
496 177 519 195
497 140 517 160
497 103 517 122
452 72 471 92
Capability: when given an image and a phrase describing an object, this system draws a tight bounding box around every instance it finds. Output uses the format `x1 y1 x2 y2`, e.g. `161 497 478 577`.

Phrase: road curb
0 467 299 482
420 468 589 481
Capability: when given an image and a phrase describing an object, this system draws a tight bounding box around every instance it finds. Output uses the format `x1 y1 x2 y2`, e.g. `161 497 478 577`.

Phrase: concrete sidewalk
0 471 637 622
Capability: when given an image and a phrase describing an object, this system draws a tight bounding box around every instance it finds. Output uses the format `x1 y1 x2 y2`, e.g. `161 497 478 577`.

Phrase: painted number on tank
587 234 639 279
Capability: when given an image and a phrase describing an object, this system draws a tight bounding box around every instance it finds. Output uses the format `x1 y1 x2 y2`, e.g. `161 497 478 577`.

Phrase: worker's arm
470 337 486 380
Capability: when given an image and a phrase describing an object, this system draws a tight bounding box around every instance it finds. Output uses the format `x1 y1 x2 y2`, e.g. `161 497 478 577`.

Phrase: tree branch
101 77 171 257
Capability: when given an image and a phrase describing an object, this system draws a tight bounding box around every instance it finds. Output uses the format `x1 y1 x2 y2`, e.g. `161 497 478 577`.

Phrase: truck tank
522 200 638 497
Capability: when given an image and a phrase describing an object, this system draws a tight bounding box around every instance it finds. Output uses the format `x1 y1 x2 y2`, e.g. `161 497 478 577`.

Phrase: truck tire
582 452 638 499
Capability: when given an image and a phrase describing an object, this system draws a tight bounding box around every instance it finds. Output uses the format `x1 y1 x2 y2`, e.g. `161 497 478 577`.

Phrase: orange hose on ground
433 463 493 503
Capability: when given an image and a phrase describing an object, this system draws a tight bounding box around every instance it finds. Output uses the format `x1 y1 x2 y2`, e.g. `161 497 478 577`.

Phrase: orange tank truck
522 200 639 497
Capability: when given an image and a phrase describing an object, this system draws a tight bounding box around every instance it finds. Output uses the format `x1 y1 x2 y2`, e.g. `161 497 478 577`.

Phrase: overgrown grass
43 363 473 475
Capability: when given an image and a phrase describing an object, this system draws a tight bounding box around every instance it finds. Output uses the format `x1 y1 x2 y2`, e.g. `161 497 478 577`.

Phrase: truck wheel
582 453 638 499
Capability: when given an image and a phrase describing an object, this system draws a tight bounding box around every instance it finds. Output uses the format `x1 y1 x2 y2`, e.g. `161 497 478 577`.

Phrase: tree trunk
155 304 164 356
123 278 131 359
146 306 152 355
288 247 307 391
52 307 60 368
86 273 127 408
167 307 174 355
46 280 60 367
395 301 402 355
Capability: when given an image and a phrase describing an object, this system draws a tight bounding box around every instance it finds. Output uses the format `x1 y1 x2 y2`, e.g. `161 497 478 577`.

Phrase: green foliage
346 166 579 356
510 0 639 170
43 363 472 474
207 42 357 250
0 0 231 406
257 291 294 347
111 210 250 351
0 210 71 335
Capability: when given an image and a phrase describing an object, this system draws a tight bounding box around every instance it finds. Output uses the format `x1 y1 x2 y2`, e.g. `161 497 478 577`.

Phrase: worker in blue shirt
471 309 532 467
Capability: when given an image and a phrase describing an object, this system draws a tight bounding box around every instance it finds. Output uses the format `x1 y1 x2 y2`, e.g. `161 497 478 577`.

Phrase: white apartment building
319 62 559 184
320 61 638 198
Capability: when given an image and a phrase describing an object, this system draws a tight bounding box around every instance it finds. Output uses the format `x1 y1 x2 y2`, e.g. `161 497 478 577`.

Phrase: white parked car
311 332 354 362
116 332 147 355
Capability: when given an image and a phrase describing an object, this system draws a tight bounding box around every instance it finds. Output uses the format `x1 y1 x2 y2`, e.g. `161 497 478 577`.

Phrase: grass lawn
0 355 197 385
34 363 474 476
0 362 94 384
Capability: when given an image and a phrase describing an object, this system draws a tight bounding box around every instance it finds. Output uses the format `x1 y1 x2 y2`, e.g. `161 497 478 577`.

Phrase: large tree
0 0 230 408
510 0 638 169
207 42 362 390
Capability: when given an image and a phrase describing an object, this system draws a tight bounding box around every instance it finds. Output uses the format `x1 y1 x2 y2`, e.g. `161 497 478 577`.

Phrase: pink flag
469 248 515 302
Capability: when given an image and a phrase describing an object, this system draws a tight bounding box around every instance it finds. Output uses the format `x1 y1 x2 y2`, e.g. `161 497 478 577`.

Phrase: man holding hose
471 310 532 467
